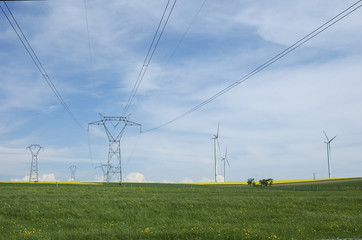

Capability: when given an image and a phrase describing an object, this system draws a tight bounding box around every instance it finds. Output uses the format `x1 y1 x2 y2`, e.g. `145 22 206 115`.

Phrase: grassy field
0 179 361 239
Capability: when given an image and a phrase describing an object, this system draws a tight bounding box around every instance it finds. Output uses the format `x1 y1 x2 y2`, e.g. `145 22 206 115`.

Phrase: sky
0 0 361 183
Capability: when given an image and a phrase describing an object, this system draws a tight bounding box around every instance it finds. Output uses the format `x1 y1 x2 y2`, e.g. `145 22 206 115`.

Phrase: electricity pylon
95 163 108 182
27 144 43 182
89 114 141 184
69 165 77 182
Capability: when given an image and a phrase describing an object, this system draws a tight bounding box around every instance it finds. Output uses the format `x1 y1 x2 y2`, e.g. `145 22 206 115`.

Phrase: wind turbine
323 131 336 179
212 122 221 182
221 145 230 182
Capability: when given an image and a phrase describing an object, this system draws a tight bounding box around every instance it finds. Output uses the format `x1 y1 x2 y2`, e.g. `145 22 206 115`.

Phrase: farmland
0 178 361 239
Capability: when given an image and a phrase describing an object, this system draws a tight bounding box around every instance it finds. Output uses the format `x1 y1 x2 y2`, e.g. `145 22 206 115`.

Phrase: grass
0 179 361 239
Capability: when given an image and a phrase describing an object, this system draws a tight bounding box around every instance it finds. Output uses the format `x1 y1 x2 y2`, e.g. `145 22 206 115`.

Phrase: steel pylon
89 114 141 184
69 165 77 182
27 144 43 182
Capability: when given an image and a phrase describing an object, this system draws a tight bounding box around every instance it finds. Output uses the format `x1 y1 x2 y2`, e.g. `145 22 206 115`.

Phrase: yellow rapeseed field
181 177 361 185
0 181 102 185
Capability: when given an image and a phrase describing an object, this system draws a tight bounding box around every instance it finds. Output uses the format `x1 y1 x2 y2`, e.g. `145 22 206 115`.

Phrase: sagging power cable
0 2 86 131
122 0 177 116
143 0 362 133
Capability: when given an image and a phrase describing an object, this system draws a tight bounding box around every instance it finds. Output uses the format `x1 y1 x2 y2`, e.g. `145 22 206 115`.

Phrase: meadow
0 179 361 239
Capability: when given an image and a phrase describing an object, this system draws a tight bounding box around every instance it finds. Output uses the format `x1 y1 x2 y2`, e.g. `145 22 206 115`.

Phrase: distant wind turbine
221 145 230 182
212 122 221 183
323 131 336 179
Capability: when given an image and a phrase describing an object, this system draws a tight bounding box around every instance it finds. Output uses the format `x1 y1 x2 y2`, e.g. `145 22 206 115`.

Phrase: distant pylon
89 114 141 184
69 165 77 182
27 144 43 182
95 163 108 182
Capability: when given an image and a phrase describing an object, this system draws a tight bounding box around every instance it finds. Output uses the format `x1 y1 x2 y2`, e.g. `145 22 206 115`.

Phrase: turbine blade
216 121 220 138
323 130 329 141
226 158 230 168
330 136 337 142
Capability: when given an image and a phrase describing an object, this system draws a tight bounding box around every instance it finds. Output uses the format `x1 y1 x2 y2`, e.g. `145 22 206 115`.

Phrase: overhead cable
154 0 207 83
122 0 177 116
83 0 97 96
0 2 86 131
143 0 362 133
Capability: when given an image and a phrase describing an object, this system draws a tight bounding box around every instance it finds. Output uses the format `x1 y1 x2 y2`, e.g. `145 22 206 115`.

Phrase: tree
259 178 273 187
247 178 255 186
259 179 267 187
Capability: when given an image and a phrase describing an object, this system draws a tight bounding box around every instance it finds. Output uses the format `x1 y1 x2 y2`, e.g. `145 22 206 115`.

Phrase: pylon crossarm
88 119 105 125
114 125 127 141
101 115 128 122
125 120 141 126
27 144 43 155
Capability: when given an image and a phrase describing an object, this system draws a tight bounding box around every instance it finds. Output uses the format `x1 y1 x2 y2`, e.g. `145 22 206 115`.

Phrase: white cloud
161 179 174 183
10 176 29 182
199 177 212 183
179 177 193 183
11 173 57 182
39 173 57 181
216 175 224 183
124 172 146 182
230 1 362 48
94 175 104 182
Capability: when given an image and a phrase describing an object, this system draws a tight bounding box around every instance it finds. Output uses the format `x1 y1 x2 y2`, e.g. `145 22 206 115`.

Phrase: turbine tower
212 122 221 182
221 145 230 182
69 165 77 182
27 144 43 182
323 131 336 179
89 114 141 184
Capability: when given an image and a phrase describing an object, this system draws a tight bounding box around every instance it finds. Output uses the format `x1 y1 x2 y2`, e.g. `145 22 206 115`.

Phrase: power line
143 0 362 133
83 0 97 96
153 0 207 85
123 129 142 170
0 2 86 131
122 0 177 116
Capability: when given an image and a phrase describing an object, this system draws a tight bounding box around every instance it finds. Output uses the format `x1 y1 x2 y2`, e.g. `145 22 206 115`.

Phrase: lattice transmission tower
27 144 43 182
89 114 141 184
69 165 77 182
95 163 108 182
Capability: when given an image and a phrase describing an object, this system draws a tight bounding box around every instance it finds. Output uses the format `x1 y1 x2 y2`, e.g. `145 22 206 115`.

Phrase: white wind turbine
221 145 230 182
323 130 336 179
212 122 221 183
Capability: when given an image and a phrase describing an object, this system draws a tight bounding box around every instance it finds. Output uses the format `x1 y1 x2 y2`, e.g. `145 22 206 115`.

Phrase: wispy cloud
1 1 361 182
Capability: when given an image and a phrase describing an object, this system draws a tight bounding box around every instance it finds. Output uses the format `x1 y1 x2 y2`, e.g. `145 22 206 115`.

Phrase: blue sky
1 0 361 182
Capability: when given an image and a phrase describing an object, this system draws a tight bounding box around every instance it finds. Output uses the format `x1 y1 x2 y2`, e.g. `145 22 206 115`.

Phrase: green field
0 179 361 239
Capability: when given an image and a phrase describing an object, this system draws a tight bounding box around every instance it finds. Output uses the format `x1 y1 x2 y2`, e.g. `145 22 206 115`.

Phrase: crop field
0 178 361 239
